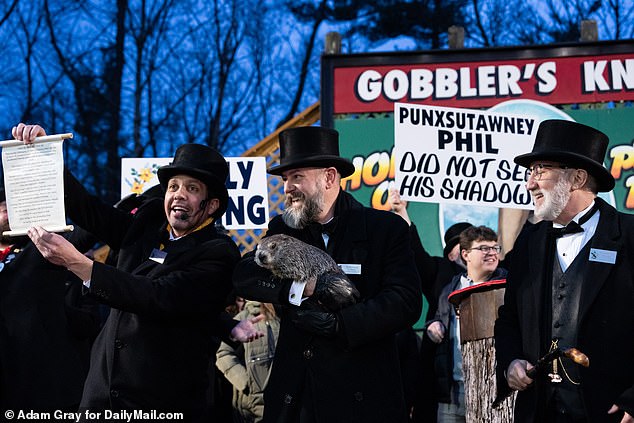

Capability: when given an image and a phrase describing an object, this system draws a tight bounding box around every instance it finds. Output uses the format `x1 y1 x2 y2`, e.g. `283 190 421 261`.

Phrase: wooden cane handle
564 347 589 367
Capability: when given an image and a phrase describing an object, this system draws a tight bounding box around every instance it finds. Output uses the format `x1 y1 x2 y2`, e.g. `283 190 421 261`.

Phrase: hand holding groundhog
255 234 360 311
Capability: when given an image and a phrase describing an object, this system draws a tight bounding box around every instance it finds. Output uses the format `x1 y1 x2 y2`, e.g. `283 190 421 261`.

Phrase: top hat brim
514 151 615 192
443 236 461 258
268 155 356 178
157 166 229 219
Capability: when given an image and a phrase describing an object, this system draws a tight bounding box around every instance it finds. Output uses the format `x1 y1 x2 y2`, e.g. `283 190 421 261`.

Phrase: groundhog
255 234 360 311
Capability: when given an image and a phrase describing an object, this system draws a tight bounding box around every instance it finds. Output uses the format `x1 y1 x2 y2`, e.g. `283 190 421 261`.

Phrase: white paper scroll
1 133 74 236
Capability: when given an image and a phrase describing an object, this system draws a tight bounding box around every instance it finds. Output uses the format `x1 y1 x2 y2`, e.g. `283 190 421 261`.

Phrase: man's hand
12 123 46 144
426 321 445 344
27 226 93 280
231 315 265 343
388 188 411 225
303 276 317 297
608 405 634 423
506 359 534 391
291 309 338 337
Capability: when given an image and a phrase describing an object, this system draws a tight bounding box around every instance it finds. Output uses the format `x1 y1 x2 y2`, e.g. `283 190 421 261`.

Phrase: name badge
589 248 617 264
338 263 361 275
149 248 167 264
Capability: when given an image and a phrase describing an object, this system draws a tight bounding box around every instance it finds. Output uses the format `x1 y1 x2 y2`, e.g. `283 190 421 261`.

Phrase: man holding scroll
12 123 263 422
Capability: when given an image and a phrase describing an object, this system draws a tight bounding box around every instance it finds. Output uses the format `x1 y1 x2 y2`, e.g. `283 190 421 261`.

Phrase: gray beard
534 177 571 221
282 191 324 230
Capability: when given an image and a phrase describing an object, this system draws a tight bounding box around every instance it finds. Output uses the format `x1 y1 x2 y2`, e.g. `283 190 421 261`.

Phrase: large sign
394 103 536 209
333 53 634 112
121 156 269 230
323 41 634 255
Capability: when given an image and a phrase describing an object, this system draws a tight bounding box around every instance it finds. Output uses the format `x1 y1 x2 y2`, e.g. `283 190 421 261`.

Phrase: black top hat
514 119 614 192
157 143 229 219
443 222 473 258
0 187 4 203
268 126 356 177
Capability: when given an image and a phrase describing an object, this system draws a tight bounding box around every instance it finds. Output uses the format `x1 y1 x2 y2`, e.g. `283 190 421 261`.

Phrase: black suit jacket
63 171 240 419
495 197 634 422
233 190 422 423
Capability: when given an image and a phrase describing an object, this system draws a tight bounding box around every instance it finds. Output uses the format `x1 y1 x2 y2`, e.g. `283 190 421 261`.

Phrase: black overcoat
63 172 240 420
0 232 97 412
233 190 422 423
495 197 634 422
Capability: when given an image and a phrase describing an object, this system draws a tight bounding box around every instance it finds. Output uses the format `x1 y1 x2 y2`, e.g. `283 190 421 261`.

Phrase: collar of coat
163 217 214 247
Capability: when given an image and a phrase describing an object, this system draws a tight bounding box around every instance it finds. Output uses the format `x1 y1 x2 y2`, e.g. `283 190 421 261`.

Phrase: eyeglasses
525 163 572 181
467 245 501 254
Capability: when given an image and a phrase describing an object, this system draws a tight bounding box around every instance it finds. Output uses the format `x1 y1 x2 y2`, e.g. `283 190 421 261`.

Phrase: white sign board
223 157 269 230
394 103 536 210
121 156 269 230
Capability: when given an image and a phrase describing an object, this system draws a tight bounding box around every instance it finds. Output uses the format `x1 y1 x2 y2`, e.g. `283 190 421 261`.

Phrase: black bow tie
549 201 599 239
550 221 583 238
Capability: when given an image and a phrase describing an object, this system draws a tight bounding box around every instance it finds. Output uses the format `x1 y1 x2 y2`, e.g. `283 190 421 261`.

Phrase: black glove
291 309 338 337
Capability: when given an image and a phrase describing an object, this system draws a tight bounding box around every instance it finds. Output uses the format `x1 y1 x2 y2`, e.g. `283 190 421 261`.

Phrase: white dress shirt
553 201 600 272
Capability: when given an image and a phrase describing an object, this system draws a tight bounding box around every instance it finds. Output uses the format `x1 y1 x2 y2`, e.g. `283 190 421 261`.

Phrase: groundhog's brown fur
255 234 359 311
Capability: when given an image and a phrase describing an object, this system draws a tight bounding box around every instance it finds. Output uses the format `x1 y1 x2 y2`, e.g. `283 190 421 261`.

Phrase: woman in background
216 301 280 423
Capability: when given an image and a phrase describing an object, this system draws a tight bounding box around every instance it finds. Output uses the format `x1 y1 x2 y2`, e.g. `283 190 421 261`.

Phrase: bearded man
494 120 634 423
233 126 422 423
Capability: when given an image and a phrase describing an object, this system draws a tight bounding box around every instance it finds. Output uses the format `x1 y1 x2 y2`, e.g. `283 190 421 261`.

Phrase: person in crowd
389 189 472 320
389 189 473 423
232 126 422 422
494 119 634 423
216 301 280 422
0 187 100 413
209 293 250 420
12 123 264 422
426 226 507 422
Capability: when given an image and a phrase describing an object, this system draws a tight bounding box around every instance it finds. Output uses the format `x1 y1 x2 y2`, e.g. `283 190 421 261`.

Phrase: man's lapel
330 207 367 265
579 199 621 318
133 226 212 276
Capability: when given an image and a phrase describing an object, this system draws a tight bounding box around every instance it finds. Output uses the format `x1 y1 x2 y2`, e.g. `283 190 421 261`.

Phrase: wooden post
451 284 516 422
462 338 515 422
448 26 464 49
580 20 598 42
324 32 342 55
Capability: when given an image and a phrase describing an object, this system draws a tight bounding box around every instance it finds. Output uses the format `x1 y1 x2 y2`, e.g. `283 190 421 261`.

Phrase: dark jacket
63 171 240 420
495 197 634 422
429 267 507 403
233 190 422 423
409 223 464 320
0 231 98 412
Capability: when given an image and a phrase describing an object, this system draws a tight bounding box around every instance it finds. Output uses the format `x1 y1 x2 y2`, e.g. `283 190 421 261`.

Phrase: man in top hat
12 123 263 421
232 126 422 422
494 119 634 423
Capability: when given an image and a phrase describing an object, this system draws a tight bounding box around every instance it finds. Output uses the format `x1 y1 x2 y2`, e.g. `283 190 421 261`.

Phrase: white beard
533 177 571 221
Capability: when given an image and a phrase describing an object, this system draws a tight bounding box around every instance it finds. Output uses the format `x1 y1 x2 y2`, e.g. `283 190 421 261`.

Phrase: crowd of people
0 119 632 423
